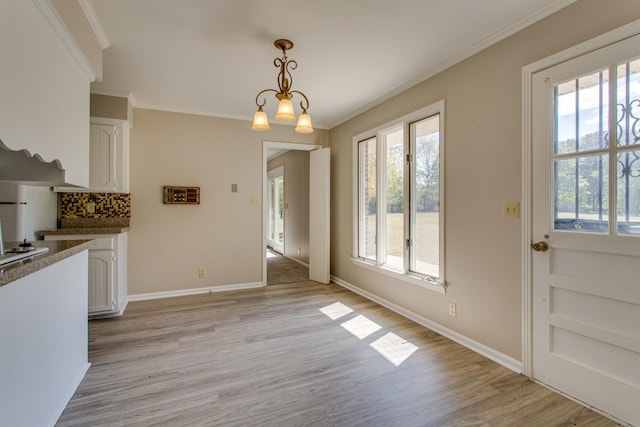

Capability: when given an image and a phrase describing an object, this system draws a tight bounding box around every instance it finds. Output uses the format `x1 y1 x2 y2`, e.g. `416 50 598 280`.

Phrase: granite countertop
0 240 92 287
37 217 131 236
37 226 130 236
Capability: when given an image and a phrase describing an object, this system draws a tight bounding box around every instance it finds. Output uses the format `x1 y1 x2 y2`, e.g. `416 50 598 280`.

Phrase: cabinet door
89 124 117 191
88 250 115 314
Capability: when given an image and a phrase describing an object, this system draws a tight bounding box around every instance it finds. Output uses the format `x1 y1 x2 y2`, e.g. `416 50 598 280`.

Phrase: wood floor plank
56 281 618 426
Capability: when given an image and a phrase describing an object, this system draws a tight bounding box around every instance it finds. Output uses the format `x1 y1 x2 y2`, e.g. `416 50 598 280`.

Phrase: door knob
531 241 549 252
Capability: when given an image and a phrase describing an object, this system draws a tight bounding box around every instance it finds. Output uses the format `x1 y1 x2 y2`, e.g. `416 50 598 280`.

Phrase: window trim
352 101 446 293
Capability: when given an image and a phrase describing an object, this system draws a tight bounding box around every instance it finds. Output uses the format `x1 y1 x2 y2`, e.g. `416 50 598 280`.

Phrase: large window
353 102 445 291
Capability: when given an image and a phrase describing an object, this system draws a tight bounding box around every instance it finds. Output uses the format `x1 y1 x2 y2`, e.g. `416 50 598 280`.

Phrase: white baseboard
330 275 522 374
128 282 265 302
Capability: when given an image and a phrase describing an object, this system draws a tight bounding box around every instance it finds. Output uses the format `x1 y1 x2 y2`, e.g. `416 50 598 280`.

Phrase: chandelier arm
255 89 278 108
290 90 310 111
273 57 284 89
284 60 297 96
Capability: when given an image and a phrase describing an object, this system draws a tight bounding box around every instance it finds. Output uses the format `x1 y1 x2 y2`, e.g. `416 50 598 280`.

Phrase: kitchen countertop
0 240 92 287
37 226 130 236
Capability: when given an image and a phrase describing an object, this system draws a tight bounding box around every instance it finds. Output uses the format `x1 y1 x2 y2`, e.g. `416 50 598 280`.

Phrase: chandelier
251 39 313 134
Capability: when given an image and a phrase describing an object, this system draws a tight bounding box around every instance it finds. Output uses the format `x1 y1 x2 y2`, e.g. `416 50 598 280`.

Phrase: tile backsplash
60 192 131 219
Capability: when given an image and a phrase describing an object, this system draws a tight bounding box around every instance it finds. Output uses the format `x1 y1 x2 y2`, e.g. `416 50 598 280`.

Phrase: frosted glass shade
295 111 314 134
251 108 270 131
275 98 296 122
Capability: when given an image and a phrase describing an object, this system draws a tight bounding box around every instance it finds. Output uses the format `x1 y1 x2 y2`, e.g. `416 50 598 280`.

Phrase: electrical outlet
199 268 206 278
86 202 95 214
449 302 457 317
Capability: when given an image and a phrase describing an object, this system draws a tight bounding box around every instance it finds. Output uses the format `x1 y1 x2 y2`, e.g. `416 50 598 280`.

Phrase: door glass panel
383 126 404 270
554 68 610 233
358 137 377 261
616 59 640 148
617 150 640 235
615 58 640 235
410 115 440 278
554 154 609 232
555 70 609 155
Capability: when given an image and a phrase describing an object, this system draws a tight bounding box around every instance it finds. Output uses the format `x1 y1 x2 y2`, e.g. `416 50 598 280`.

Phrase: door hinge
406 238 411 249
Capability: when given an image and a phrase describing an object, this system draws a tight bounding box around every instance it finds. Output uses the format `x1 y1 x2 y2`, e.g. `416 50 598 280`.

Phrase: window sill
351 258 446 295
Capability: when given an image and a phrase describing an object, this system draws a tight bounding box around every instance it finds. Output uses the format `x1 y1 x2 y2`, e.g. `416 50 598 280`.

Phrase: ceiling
88 0 575 130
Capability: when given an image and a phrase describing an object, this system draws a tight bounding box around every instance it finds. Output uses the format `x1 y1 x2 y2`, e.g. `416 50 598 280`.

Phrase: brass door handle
531 241 549 252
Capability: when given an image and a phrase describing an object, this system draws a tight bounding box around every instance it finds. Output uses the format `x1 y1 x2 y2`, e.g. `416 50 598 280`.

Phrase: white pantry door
531 34 640 426
309 148 330 284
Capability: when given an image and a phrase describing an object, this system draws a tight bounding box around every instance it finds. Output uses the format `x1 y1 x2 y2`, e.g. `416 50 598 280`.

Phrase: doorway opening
262 141 328 285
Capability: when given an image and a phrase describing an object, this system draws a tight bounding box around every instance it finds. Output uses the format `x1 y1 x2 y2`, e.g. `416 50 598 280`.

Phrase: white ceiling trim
328 0 578 129
79 0 110 49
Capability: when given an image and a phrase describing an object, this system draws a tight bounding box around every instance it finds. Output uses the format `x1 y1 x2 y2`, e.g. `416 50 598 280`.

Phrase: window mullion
609 64 618 235
404 121 412 275
377 131 386 266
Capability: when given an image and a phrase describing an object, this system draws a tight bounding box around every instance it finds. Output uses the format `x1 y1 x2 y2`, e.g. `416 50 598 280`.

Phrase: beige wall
90 94 130 121
128 108 327 295
329 0 640 360
268 150 310 263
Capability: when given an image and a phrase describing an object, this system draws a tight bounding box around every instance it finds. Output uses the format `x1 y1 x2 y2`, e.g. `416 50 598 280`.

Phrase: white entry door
309 148 330 284
531 33 640 426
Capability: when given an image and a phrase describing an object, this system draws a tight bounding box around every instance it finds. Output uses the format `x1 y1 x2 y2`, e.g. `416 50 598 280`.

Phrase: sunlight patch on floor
319 301 354 320
319 301 418 366
340 314 382 339
370 332 418 367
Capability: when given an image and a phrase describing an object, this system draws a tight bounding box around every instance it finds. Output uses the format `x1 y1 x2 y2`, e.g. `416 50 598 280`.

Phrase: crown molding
32 0 96 82
79 0 110 49
329 0 578 129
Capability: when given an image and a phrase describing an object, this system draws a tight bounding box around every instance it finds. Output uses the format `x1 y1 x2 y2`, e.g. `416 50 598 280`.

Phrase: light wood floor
57 281 618 426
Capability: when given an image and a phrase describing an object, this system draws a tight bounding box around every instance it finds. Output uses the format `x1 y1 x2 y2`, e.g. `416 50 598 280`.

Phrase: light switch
231 184 238 193
503 201 520 218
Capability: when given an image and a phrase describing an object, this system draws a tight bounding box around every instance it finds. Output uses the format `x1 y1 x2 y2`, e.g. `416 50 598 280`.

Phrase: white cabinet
55 117 130 193
88 244 115 313
1 0 90 187
89 117 130 193
44 233 128 317
89 124 117 192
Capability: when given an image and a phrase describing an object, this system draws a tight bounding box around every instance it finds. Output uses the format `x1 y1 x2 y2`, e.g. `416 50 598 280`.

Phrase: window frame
352 101 446 294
